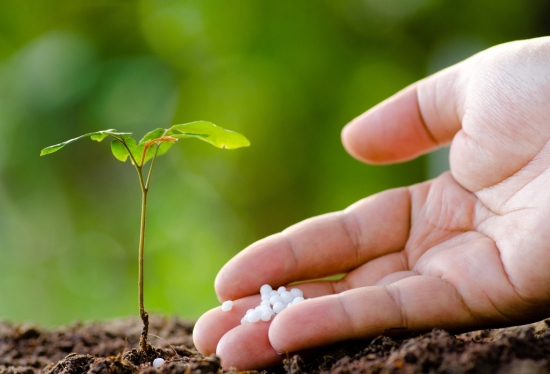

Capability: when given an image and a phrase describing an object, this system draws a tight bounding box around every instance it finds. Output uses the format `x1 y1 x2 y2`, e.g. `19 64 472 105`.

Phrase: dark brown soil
2 315 550 374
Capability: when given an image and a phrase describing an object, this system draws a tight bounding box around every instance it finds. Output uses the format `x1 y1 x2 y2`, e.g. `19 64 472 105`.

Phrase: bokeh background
0 0 548 327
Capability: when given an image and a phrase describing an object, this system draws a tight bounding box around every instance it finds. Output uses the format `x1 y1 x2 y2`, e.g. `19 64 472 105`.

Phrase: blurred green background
0 0 548 327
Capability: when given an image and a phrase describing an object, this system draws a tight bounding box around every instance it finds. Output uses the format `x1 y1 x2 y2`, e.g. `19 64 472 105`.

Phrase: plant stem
144 129 169 189
138 180 149 352
117 136 164 352
135 142 163 352
117 137 150 352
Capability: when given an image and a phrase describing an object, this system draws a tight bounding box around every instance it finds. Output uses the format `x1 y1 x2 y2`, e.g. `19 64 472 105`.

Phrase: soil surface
2 315 550 374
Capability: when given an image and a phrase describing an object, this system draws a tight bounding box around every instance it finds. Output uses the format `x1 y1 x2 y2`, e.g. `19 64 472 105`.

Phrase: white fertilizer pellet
292 296 305 304
272 301 286 314
280 291 294 304
261 310 273 321
229 284 308 325
247 310 262 322
269 295 282 305
290 288 303 298
221 300 233 311
153 358 165 368
260 284 272 294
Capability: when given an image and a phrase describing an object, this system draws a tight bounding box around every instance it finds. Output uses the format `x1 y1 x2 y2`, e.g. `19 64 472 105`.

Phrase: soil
2 315 550 374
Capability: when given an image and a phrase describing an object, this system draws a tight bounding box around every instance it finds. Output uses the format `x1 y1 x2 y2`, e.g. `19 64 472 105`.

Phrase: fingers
268 275 477 354
339 252 410 288
193 295 260 355
216 321 281 370
290 251 411 298
342 60 468 164
192 295 285 370
215 187 412 301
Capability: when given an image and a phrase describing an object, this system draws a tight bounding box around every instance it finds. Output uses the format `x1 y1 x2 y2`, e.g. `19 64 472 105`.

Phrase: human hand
193 37 550 370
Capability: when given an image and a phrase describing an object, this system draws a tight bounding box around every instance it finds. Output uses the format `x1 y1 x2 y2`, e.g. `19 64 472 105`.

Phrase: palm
418 39 550 322
400 169 550 328
193 37 550 370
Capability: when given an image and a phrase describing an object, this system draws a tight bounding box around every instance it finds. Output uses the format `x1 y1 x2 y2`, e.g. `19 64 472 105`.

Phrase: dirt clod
45 354 95 374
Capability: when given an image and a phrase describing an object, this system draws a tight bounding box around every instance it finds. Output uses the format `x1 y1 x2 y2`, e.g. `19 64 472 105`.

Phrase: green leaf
138 128 166 145
40 129 132 156
168 121 250 149
110 137 139 162
126 137 140 162
90 132 112 142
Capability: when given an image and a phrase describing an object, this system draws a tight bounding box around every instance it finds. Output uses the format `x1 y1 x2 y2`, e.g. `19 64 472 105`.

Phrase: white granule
260 284 273 295
221 300 233 311
223 284 308 324
153 358 165 368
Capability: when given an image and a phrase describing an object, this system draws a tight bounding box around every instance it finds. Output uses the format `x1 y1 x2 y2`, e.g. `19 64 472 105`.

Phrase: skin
193 37 550 370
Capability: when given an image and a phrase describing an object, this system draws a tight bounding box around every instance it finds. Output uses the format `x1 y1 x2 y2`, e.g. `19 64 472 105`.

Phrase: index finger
215 187 412 301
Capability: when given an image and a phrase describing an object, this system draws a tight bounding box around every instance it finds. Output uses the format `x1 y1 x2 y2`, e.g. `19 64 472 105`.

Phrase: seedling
40 121 249 352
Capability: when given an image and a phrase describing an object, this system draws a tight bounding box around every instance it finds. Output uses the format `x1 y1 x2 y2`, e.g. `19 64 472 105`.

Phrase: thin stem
144 129 169 190
145 150 158 190
113 135 169 352
113 136 146 191
136 142 165 352
115 136 150 352
138 181 149 352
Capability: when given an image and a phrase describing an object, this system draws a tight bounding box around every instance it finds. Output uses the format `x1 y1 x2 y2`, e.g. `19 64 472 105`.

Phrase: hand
193 37 550 370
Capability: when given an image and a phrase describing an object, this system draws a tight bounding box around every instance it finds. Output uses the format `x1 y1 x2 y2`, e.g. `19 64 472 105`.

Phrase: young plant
40 121 250 352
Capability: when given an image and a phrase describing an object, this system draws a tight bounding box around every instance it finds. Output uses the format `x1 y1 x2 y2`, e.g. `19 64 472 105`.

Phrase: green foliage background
0 0 548 326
